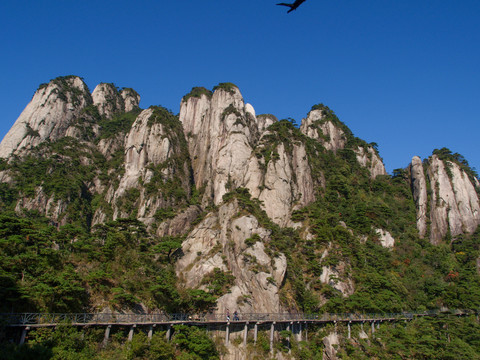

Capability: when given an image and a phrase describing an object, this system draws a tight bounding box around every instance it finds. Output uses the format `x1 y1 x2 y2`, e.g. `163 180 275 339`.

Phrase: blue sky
1 0 479 174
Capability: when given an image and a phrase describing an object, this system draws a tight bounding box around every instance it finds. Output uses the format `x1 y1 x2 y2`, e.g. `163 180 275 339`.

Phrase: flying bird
277 0 307 13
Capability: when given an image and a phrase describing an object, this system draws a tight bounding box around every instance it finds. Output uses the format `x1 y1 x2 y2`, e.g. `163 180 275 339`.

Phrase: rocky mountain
410 152 480 244
1 75 480 358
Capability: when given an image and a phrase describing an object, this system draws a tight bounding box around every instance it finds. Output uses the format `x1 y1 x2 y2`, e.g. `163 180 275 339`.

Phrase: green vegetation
1 96 480 358
182 87 213 102
212 82 238 94
1 325 218 360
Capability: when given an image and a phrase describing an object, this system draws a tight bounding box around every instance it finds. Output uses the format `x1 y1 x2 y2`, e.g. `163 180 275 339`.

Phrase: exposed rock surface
300 109 346 152
426 156 480 244
410 156 428 238
179 85 260 205
257 114 277 133
323 332 339 360
376 228 395 248
179 85 315 225
0 76 91 158
176 200 287 313
300 108 386 178
92 83 124 118
354 146 387 179
156 205 203 237
320 262 354 297
121 88 141 113
257 142 315 226
92 83 140 119
111 107 192 221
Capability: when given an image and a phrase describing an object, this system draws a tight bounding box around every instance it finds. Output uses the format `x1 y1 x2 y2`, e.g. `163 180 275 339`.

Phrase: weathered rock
112 107 192 220
376 228 395 248
176 200 287 313
92 83 124 119
300 109 346 152
156 205 203 237
410 156 428 238
92 84 140 119
0 76 91 158
427 156 480 244
257 114 277 133
179 85 314 225
323 332 339 360
320 263 354 297
180 85 260 205
121 88 140 112
14 187 68 226
354 146 387 179
258 142 315 226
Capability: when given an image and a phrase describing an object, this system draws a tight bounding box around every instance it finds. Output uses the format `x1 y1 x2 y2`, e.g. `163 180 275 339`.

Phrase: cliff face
410 154 480 244
0 76 92 158
92 83 140 119
179 85 315 226
410 156 429 238
1 75 480 321
176 200 287 313
299 107 386 179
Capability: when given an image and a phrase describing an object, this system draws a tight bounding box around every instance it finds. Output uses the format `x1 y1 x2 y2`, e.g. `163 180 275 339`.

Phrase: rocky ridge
0 76 479 319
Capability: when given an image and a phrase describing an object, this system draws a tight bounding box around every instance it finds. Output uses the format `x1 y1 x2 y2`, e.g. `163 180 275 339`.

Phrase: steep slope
1 75 480 322
179 84 316 226
299 104 387 179
0 76 92 158
410 150 480 244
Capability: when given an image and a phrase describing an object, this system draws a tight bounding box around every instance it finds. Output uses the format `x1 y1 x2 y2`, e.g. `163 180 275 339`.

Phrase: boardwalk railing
0 309 474 327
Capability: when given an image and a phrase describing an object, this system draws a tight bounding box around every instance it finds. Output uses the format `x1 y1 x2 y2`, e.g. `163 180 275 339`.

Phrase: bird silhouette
277 0 307 13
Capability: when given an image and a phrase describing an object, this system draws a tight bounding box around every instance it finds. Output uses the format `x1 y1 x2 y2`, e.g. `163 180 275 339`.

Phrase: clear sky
1 0 479 174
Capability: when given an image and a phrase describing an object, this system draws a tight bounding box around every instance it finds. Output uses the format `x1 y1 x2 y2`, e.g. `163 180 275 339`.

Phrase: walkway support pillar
243 322 248 346
148 325 155 339
103 325 112 346
19 326 30 345
371 321 375 336
348 322 351 339
166 324 172 342
225 322 230 346
270 322 275 354
128 325 136 342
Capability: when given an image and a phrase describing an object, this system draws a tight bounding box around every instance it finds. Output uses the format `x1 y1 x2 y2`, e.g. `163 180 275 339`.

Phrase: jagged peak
0 76 92 158
92 83 140 118
37 75 90 94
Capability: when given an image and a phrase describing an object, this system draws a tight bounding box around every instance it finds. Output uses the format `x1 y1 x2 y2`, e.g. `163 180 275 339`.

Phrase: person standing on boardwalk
226 308 230 321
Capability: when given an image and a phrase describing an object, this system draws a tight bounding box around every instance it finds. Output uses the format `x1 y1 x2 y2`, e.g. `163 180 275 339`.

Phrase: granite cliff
1 76 479 347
